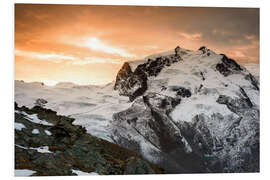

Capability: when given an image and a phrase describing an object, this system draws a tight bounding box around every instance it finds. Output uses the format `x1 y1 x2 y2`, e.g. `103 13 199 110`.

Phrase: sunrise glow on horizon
15 4 259 86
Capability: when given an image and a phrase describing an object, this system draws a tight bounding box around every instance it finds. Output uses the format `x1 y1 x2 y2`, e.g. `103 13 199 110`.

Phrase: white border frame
1 0 269 180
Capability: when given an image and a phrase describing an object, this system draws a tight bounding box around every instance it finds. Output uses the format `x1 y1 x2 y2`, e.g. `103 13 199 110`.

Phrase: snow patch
72 169 99 176
15 144 53 154
32 129 40 134
15 122 26 131
170 94 233 123
15 169 36 177
44 130 52 136
16 110 53 126
181 137 193 153
35 146 53 153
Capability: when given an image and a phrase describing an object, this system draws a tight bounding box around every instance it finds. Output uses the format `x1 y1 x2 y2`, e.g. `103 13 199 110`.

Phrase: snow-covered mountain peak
114 46 258 103
111 45 259 173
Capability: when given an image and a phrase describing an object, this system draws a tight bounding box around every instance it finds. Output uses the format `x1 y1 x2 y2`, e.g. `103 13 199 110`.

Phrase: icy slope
111 46 259 173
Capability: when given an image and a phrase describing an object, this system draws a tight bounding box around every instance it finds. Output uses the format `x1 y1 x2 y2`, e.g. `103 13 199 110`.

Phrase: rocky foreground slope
15 103 163 176
111 46 259 173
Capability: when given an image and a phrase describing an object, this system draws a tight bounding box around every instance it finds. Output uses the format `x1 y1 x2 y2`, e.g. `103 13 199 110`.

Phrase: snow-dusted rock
111 46 259 173
111 93 205 173
34 98 48 107
15 169 36 177
15 122 26 131
114 46 183 102
32 129 40 134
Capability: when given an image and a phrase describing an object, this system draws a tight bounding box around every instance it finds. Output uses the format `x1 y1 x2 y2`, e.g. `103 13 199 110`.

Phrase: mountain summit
111 46 259 173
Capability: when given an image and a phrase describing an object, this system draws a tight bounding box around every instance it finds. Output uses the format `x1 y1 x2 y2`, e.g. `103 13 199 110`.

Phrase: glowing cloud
178 32 202 41
73 37 135 58
69 57 122 65
15 50 77 61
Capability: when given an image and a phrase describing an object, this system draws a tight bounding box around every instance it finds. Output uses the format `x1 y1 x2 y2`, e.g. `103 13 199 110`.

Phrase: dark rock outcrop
15 105 163 176
170 86 192 98
199 46 207 54
216 54 243 77
216 88 254 114
199 46 211 56
114 47 183 102
175 46 181 56
34 98 48 107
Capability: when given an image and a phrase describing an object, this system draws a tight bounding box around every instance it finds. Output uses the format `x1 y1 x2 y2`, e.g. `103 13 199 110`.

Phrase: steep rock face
111 46 259 173
216 54 243 77
245 73 260 91
110 93 206 173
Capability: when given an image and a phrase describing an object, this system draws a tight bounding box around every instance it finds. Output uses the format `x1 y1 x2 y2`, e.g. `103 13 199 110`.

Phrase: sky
15 4 259 86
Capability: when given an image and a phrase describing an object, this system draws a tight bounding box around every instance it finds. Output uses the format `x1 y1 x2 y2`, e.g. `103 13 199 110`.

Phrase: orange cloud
68 57 122 65
68 37 135 58
15 50 77 61
178 32 202 41
14 4 259 85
